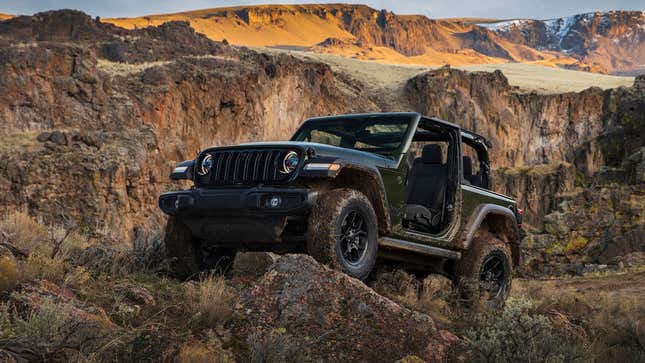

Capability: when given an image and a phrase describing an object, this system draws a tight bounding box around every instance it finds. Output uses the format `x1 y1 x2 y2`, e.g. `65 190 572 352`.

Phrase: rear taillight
516 208 523 228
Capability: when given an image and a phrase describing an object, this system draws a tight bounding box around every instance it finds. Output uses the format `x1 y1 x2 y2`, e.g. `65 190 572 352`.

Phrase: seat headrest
463 156 473 176
421 144 443 164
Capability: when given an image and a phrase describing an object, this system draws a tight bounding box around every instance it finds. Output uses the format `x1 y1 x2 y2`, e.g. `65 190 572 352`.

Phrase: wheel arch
462 204 521 266
330 164 391 235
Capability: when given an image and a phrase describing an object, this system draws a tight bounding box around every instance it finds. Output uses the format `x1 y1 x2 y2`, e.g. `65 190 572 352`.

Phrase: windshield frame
290 113 421 160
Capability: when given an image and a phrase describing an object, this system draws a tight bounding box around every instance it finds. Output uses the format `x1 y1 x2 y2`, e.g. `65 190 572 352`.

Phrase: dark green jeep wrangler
160 112 522 306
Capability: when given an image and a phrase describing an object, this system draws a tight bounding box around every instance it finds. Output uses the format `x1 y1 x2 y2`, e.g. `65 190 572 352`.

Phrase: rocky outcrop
230 253 457 362
493 163 577 230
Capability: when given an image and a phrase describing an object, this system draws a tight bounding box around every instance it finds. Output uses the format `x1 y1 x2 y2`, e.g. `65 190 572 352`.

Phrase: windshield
291 116 412 157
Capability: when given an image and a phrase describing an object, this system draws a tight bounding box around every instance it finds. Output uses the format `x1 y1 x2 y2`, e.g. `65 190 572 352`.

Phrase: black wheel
455 231 512 308
164 217 201 279
306 189 378 280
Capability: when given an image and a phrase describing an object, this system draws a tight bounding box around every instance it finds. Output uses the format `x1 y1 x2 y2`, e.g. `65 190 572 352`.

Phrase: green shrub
464 297 589 363
13 299 70 344
247 329 306 363
0 303 14 339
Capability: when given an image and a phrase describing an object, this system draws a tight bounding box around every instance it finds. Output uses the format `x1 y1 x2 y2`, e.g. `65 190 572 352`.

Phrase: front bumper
159 187 316 243
159 187 316 217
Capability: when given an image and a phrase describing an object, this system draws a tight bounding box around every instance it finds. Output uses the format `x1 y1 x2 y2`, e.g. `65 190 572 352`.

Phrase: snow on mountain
476 11 644 74
480 11 645 52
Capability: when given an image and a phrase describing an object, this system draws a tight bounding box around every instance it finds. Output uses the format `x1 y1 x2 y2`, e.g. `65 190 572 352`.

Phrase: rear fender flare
461 204 520 264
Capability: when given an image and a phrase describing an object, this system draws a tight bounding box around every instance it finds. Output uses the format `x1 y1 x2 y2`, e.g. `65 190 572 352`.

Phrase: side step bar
379 237 461 260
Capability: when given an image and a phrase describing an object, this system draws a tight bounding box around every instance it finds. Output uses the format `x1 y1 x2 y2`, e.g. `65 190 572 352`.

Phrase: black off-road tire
306 188 378 280
164 217 202 279
455 231 512 309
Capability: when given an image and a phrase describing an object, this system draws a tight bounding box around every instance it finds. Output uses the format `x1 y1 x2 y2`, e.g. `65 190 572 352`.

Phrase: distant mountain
481 11 645 75
104 5 573 68
103 5 645 74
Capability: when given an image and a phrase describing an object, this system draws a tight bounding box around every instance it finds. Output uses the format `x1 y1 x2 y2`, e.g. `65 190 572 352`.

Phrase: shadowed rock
230 253 457 362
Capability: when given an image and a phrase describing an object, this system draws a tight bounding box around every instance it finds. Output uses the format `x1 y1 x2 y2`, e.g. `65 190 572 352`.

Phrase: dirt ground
514 267 645 301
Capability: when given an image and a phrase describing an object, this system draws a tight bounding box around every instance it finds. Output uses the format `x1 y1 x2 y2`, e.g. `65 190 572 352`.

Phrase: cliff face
107 4 501 57
405 68 607 168
0 11 377 241
406 68 644 266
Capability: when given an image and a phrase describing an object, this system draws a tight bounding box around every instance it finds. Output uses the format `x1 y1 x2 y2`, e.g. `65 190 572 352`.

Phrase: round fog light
269 195 282 208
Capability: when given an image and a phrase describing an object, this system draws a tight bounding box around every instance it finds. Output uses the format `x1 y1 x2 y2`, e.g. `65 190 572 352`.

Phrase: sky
1 0 643 20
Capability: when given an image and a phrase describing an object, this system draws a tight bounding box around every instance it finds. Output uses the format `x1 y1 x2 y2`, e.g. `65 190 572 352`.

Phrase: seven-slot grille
196 149 298 186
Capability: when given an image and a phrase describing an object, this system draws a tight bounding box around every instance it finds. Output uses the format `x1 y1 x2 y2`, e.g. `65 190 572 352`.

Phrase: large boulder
230 253 457 362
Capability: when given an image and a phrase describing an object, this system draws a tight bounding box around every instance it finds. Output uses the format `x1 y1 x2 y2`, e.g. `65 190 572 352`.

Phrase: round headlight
280 151 299 174
198 154 214 176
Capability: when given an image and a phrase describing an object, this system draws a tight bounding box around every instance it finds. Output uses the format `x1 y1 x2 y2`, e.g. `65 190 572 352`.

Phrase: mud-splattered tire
306 189 378 280
164 217 202 279
455 231 512 309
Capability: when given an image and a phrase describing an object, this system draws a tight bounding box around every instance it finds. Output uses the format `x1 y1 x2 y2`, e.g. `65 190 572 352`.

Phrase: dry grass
0 211 49 253
0 211 91 289
371 269 453 324
514 272 645 362
176 343 216 363
459 62 634 93
97 59 172 76
102 5 561 71
104 5 355 48
0 257 22 293
97 55 237 77
0 210 641 361
13 299 71 344
371 268 644 362
176 336 235 363
186 274 236 326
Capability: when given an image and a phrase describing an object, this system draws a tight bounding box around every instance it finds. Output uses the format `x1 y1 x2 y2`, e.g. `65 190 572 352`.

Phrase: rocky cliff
0 10 377 242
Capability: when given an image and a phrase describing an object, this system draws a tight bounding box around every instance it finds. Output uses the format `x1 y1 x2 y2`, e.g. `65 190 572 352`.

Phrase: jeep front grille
196 149 298 186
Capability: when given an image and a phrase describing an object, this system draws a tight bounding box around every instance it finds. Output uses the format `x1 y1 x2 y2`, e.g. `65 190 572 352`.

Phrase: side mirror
170 160 195 180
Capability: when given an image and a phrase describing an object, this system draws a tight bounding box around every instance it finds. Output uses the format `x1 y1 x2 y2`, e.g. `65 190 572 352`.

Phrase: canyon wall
407 68 644 267
0 11 377 241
